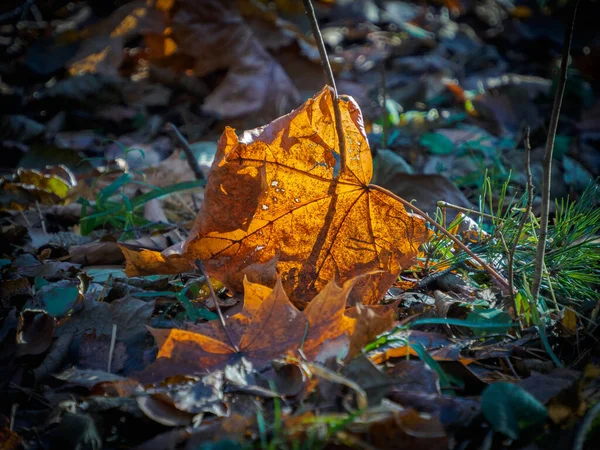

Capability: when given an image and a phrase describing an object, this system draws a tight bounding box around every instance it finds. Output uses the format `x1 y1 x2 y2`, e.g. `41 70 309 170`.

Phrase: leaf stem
302 0 347 174
370 184 510 291
531 0 579 303
168 123 205 181
196 260 240 352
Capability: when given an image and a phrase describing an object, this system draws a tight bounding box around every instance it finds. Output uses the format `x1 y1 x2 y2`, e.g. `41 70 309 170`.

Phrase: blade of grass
131 179 205 209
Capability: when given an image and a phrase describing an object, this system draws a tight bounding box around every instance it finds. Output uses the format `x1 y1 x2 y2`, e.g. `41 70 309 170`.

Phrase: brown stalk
196 260 240 352
437 201 500 222
531 0 580 303
371 184 510 291
168 122 205 181
302 0 347 174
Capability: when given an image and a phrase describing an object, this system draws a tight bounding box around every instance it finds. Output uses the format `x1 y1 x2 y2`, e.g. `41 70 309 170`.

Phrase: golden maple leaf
123 86 429 307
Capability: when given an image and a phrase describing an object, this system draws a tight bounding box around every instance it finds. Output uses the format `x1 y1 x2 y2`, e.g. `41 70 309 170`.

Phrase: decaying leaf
138 276 394 383
0 168 74 211
123 86 429 307
146 0 301 120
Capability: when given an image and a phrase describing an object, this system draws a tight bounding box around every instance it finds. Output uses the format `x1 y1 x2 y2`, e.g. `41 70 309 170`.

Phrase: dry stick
371 184 510 291
531 0 580 303
35 201 47 234
302 0 347 173
107 324 117 373
437 201 500 222
380 61 389 148
9 404 17 431
168 123 205 181
197 260 240 352
507 127 534 325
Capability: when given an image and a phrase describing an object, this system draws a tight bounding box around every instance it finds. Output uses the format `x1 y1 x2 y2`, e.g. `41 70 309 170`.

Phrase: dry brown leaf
145 0 301 120
68 2 163 76
120 244 193 275
137 276 393 384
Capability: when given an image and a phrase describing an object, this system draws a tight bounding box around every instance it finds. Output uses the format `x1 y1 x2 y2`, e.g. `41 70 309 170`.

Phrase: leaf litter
0 0 599 449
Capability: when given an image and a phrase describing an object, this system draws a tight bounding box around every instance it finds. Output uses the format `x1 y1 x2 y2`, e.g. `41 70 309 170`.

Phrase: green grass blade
132 179 206 209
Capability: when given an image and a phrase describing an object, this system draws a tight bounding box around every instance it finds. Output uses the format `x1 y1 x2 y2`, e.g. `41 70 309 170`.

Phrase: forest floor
0 0 599 449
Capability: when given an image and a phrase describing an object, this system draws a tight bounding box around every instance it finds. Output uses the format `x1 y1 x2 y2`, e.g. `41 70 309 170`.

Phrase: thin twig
19 209 32 227
196 260 240 352
30 4 43 23
8 383 51 407
437 200 501 221
507 128 534 324
380 61 389 148
35 201 47 234
10 404 17 431
531 0 580 303
371 184 511 291
503 356 520 379
107 324 117 373
168 123 205 181
302 0 347 174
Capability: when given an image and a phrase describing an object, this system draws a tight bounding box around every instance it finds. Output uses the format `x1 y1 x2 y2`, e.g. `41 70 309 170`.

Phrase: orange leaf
188 86 428 306
137 276 394 384
123 86 429 307
119 243 194 277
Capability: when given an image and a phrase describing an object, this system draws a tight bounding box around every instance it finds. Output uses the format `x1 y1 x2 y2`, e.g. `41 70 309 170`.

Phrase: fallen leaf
481 381 548 439
16 310 55 356
56 295 155 344
385 360 441 395
78 331 127 372
146 0 301 121
368 329 474 366
137 395 194 427
124 86 429 308
26 279 83 319
67 2 162 76
518 369 580 404
69 241 124 266
138 276 393 383
342 354 392 406
120 244 194 275
54 367 142 392
0 168 74 211
139 277 304 383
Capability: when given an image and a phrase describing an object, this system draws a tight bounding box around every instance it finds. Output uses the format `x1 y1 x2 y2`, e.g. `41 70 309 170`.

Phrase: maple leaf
123 86 429 307
185 85 428 307
137 276 394 384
